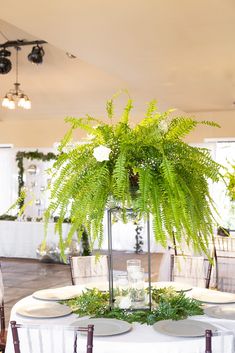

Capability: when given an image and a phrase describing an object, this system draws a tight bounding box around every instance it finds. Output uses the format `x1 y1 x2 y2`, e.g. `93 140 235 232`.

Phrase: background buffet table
0 221 70 258
0 219 164 258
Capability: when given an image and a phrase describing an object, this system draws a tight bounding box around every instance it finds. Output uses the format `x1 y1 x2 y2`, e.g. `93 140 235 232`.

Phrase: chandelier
2 47 31 110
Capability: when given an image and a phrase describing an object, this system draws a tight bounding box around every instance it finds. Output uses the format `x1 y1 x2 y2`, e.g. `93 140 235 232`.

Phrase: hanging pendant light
1 47 31 110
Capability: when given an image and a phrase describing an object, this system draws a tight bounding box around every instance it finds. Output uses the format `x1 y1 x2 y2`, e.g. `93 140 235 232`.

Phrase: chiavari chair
10 321 94 353
69 255 108 285
170 254 212 288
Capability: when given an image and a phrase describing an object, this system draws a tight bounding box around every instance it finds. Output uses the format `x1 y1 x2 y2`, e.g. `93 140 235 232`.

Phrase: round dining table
5 285 235 353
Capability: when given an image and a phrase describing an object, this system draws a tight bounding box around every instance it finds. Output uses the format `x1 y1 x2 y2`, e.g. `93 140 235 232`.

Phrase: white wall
0 146 17 214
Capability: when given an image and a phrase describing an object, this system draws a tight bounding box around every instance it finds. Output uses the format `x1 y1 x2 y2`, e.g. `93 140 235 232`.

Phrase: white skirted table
0 218 165 259
0 221 70 258
5 286 235 353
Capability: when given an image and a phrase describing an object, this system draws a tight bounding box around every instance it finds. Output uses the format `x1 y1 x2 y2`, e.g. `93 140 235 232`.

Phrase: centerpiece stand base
107 207 152 311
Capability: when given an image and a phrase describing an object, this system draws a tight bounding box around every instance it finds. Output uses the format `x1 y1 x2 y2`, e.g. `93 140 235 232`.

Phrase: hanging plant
45 94 221 257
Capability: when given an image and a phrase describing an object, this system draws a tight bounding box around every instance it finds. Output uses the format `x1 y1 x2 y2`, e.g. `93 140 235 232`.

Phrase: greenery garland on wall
14 150 92 258
15 150 57 208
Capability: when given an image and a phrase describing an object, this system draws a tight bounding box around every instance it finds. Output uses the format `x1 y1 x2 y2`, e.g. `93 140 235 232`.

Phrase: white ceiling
1 0 235 121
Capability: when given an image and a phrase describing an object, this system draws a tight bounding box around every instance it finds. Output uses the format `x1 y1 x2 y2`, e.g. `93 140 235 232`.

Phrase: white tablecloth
5 287 235 353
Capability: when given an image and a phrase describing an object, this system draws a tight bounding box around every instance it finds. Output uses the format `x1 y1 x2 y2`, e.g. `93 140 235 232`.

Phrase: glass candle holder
114 273 131 309
128 267 146 305
115 273 129 295
127 259 141 276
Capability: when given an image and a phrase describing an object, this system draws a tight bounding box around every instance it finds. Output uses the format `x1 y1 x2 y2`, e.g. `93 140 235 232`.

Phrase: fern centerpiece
45 96 220 256
62 287 203 325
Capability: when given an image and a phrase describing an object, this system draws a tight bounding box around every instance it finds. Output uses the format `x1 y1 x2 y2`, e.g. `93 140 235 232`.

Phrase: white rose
93 145 111 162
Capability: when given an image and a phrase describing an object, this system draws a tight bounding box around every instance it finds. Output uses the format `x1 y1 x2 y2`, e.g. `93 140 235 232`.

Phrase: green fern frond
145 100 157 119
137 168 152 214
106 99 114 119
200 120 221 128
165 117 198 140
112 152 128 199
120 99 133 125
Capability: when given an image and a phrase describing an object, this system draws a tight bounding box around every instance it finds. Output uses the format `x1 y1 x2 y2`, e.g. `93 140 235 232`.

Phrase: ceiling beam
0 39 47 49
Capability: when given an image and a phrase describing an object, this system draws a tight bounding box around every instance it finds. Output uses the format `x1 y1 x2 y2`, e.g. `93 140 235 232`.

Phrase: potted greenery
45 95 220 258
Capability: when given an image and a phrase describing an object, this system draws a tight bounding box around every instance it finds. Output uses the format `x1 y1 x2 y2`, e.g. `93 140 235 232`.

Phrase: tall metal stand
107 208 114 309
146 214 152 310
107 207 152 311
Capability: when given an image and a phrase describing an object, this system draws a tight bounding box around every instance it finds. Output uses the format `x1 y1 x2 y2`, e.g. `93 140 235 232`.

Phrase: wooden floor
1 258 71 325
1 252 163 325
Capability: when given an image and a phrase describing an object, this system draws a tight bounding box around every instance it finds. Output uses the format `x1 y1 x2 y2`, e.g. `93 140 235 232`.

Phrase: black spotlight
0 48 12 74
28 45 45 64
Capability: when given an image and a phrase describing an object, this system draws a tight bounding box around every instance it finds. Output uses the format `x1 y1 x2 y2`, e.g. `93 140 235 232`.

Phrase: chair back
214 236 235 257
10 321 94 353
70 255 108 285
205 329 212 353
0 263 6 353
211 236 235 291
0 303 5 332
215 257 235 292
170 254 211 287
205 329 235 353
0 263 4 305
0 302 6 353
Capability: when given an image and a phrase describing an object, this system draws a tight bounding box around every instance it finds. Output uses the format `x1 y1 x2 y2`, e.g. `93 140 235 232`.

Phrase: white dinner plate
71 318 132 336
16 302 72 318
153 319 217 337
150 282 192 292
205 305 235 320
192 289 235 304
33 285 83 301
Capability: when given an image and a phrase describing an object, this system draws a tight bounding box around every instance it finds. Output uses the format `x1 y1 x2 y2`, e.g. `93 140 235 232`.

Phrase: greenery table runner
62 287 203 325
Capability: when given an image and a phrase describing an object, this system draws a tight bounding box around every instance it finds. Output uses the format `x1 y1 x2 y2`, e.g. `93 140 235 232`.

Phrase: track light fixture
0 48 12 74
0 38 47 109
0 39 47 71
28 44 45 64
